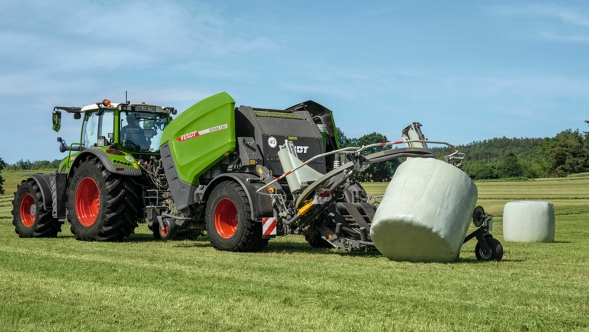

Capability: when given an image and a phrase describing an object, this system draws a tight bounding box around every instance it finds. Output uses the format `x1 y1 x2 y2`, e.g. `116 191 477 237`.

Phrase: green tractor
12 99 176 241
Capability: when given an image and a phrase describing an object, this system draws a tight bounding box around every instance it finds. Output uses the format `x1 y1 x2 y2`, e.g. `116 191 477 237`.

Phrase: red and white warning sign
177 124 228 142
262 217 277 236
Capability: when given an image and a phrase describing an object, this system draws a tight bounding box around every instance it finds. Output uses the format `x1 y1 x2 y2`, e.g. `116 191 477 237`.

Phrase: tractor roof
80 101 175 114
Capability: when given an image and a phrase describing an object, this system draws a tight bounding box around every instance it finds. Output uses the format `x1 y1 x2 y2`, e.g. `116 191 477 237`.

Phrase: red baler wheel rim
160 222 169 237
76 177 100 227
214 198 238 239
20 194 36 228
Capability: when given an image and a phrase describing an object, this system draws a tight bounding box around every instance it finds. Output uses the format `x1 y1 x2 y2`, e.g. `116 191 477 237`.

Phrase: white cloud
0 0 278 83
490 4 589 26
488 4 589 44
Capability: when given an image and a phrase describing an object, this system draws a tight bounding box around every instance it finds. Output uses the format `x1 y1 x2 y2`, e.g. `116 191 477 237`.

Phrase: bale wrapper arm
260 127 502 260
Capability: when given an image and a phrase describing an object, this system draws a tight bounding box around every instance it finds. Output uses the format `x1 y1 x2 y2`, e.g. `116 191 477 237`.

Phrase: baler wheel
159 218 177 240
475 236 503 261
12 179 61 238
305 230 332 248
205 181 267 252
67 156 139 241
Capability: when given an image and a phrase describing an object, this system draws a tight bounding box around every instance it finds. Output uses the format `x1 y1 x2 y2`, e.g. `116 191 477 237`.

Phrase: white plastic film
503 201 555 243
370 158 478 262
277 148 323 194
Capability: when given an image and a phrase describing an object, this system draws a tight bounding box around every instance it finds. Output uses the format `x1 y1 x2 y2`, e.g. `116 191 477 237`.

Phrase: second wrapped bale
370 158 478 262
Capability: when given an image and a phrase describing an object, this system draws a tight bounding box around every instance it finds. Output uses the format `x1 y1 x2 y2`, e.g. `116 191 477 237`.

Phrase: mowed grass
1 171 588 331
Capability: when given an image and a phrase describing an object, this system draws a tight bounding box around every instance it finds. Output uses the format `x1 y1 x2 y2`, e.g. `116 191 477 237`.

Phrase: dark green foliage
499 151 524 178
356 132 400 182
544 129 589 177
336 127 358 148
0 157 5 194
431 129 589 179
462 162 500 180
336 128 400 182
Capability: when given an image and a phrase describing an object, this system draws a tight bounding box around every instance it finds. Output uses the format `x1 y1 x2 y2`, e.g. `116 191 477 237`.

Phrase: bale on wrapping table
370 158 478 262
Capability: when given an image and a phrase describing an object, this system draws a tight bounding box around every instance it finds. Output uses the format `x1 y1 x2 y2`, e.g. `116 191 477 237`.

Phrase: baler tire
159 218 177 240
205 181 267 252
150 224 162 239
305 231 331 248
12 179 62 238
67 156 139 241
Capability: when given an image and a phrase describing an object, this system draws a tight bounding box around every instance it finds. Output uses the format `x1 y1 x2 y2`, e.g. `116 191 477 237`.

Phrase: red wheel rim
75 177 100 227
214 198 238 239
20 194 36 228
160 222 169 237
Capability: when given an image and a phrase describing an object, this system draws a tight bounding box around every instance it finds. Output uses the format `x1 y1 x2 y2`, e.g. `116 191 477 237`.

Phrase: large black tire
205 181 267 252
12 179 62 238
67 156 139 241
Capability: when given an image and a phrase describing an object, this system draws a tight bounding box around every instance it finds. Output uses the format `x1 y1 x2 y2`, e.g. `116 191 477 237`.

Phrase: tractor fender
67 148 142 177
26 173 54 211
201 173 273 221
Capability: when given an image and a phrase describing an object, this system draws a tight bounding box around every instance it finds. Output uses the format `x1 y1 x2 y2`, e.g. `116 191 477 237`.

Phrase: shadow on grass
454 257 524 264
84 233 524 262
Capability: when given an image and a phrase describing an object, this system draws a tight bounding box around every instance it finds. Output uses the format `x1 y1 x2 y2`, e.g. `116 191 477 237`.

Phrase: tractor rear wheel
67 156 139 241
12 179 62 238
205 181 267 251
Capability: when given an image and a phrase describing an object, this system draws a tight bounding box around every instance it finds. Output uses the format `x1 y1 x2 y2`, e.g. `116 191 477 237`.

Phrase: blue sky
1 0 588 164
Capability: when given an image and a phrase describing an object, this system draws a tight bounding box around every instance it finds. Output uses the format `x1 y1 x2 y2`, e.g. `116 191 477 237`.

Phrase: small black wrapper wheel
475 236 503 261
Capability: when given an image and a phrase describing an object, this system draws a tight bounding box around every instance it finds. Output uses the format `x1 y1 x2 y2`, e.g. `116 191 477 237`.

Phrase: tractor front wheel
205 181 267 252
67 156 139 241
12 179 62 237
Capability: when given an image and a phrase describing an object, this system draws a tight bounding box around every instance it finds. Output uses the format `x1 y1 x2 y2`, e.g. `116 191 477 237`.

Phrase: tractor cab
53 99 176 156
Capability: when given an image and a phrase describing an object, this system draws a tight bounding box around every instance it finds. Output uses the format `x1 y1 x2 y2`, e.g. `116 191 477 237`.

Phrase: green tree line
339 127 589 181
433 129 589 179
1 126 587 185
3 159 62 171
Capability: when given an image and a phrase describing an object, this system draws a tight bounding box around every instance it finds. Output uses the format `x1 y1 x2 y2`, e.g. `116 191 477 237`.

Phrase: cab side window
81 113 99 148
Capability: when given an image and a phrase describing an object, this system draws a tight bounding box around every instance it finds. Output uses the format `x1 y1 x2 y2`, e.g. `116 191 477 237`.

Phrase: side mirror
52 110 62 132
58 137 68 153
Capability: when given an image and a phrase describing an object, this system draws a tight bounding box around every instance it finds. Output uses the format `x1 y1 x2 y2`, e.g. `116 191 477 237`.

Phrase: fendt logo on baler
268 136 310 154
295 146 309 153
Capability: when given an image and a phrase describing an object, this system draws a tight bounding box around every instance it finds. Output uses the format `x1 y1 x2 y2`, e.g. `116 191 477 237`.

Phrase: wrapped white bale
503 201 555 243
370 158 477 262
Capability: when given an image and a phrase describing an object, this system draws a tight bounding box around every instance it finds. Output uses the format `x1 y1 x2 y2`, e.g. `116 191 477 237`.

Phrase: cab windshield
120 111 169 152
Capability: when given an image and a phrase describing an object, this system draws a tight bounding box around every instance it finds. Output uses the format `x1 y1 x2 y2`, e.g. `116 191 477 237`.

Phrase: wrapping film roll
370 158 478 262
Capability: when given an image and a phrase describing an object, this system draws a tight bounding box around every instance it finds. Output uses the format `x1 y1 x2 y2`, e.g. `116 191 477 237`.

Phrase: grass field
1 171 588 331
